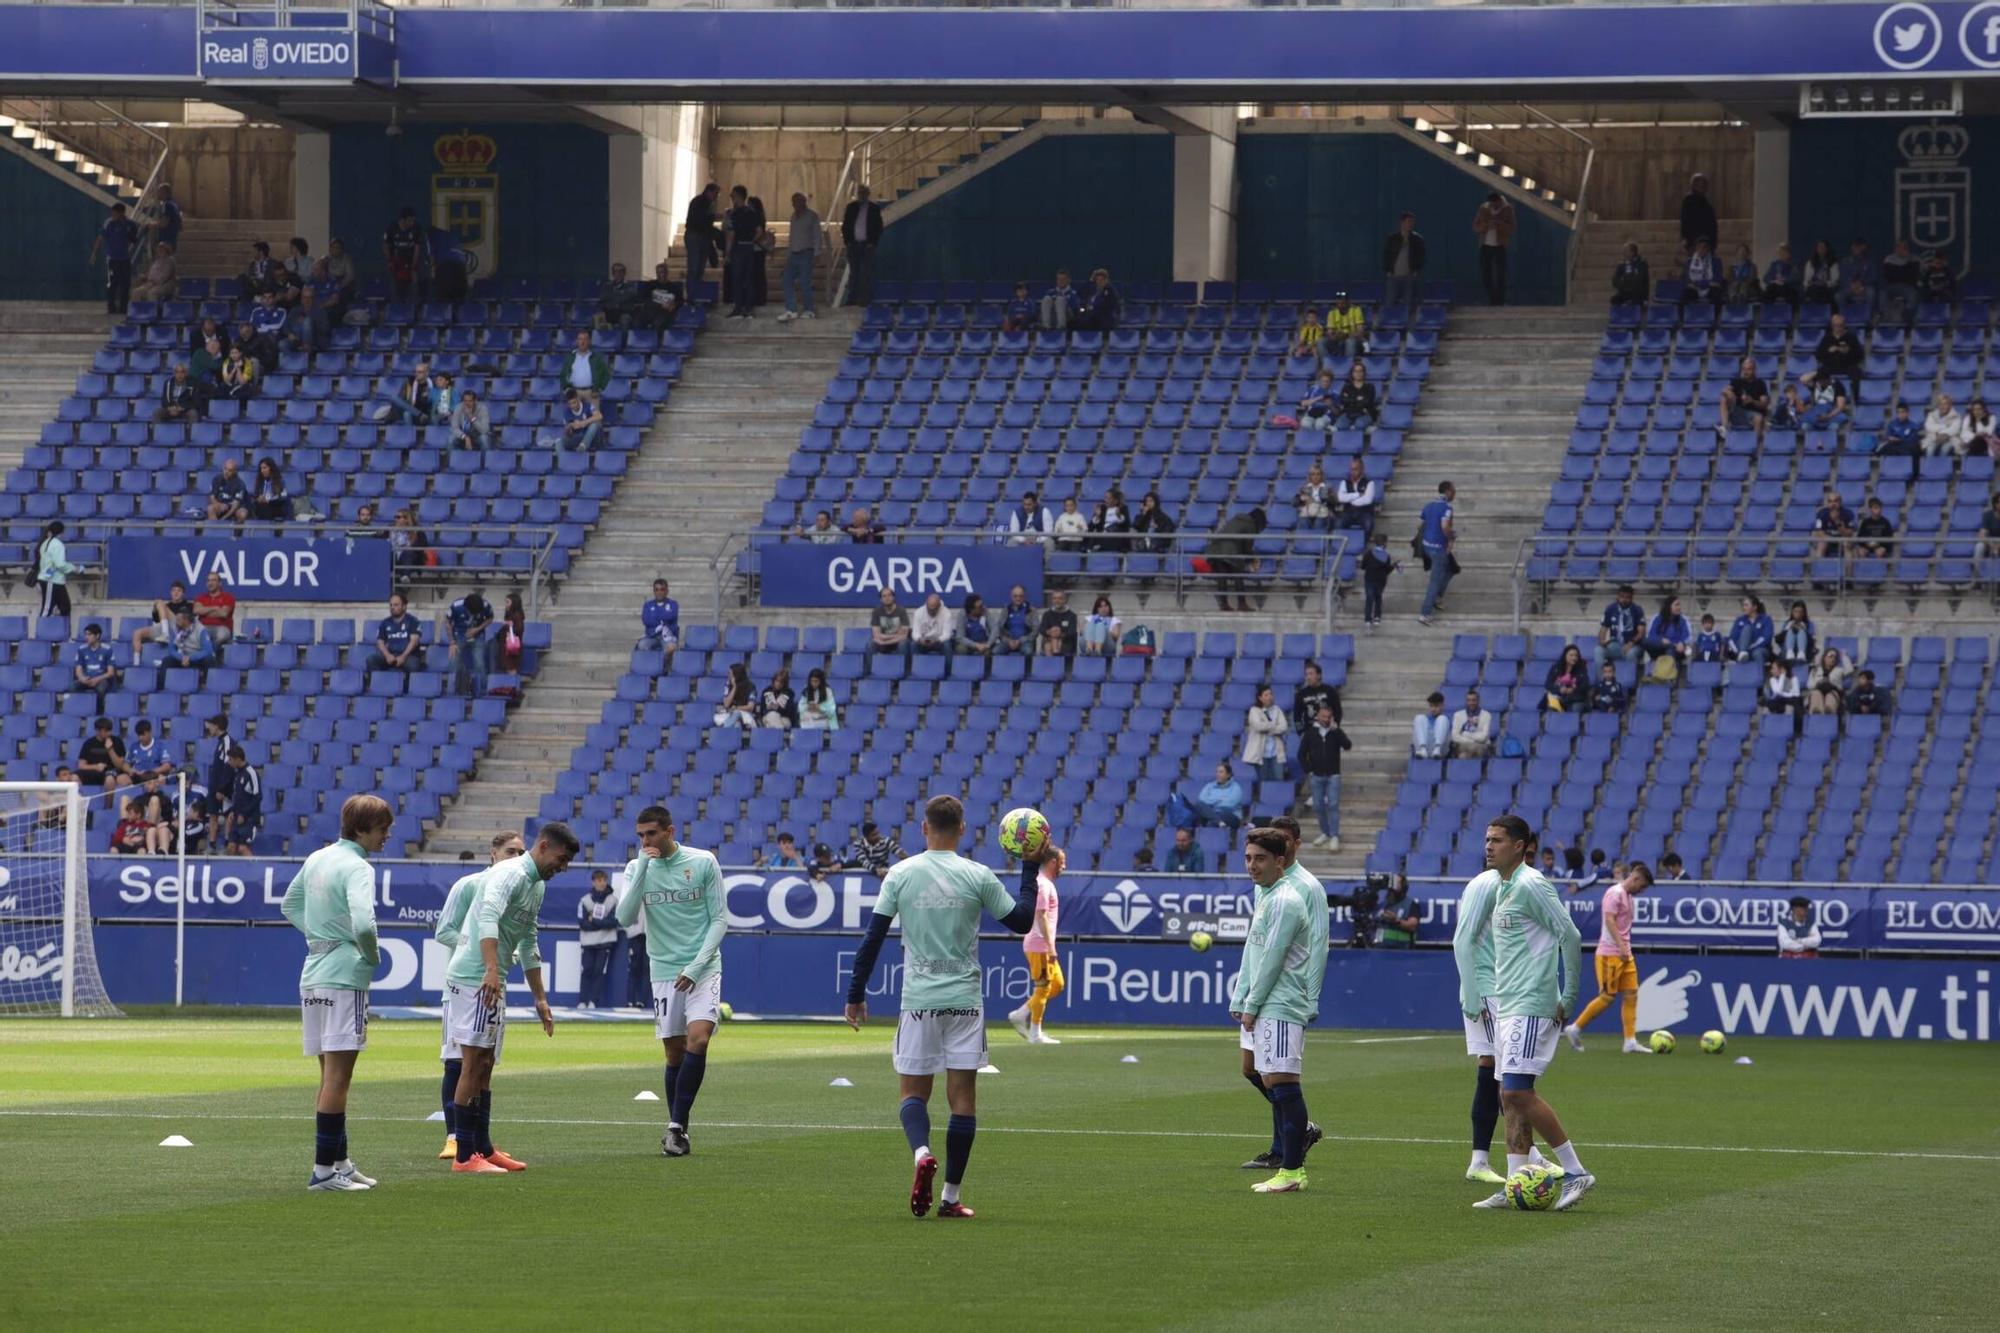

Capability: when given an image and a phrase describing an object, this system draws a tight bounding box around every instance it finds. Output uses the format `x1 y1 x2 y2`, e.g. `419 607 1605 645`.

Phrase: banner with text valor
107 535 391 603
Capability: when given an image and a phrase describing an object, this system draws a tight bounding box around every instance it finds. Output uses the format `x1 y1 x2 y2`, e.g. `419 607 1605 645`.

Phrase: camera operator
1373 873 1419 948
1327 873 1387 948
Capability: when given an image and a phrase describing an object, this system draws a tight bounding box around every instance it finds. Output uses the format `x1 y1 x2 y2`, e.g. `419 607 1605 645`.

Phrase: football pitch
2 1017 1995 1331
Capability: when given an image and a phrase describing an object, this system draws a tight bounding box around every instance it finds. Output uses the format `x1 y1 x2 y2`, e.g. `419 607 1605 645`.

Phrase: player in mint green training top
844 795 1037 1220
1231 827 1326 1195
1454 814 1595 1212
1238 817 1326 1171
433 830 525 1163
443 822 579 1173
279 792 394 1192
617 804 727 1158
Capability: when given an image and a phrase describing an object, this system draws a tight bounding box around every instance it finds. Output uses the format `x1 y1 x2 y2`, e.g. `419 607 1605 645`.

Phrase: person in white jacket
1922 393 1968 457
1051 496 1089 550
1777 896 1821 958
1240 687 1290 782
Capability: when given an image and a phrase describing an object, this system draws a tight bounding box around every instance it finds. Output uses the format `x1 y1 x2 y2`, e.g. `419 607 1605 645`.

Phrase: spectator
1762 659 1801 724
1037 590 1078 657
1382 210 1425 311
1766 382 1806 435
1681 238 1723 310
1658 851 1689 882
1164 827 1203 873
1762 244 1799 305
1075 594 1121 657
1595 584 1645 666
1288 304 1325 367
845 505 885 543
1207 505 1268 613
222 745 261 855
1133 490 1177 554
1590 663 1628 714
844 820 903 878
71 623 120 707
77 715 133 791
575 870 620 1009
1543 644 1589 712
382 205 430 302
111 798 154 856
798 510 841 544
1298 703 1352 850
1075 267 1120 332
1038 624 1065 658
1801 373 1851 432
1964 400 1996 457
1854 496 1896 557
249 289 288 344
190 315 230 359
559 387 604 452
1335 457 1379 537
910 593 955 655
1726 243 1760 305
1806 647 1852 716
769 833 805 869
1086 488 1131 552
999 281 1036 334
840 184 883 306
1571 848 1609 897
372 358 435 424
1132 845 1157 873
235 317 275 376
283 285 328 353
1728 596 1774 662
1539 847 1561 880
1039 267 1081 331
239 239 279 298
206 459 251 522
1777 897 1821 958
1472 191 1515 305
1719 355 1770 437
199 714 235 830
1814 489 1858 557
367 591 422 675
131 579 194 660
684 182 721 294
138 180 181 256
1835 237 1874 308
448 388 490 451
1298 368 1337 432
713 661 757 729
1323 291 1367 362
1846 668 1885 716
153 363 201 424
159 608 213 674
89 201 141 314
494 591 525 674
564 328 612 396
997 585 1036 655
1416 481 1455 626
1878 239 1920 326
130 240 178 303
190 333 227 399
1811 312 1864 393
956 593 996 657
1052 496 1089 551
345 500 379 538
194 571 236 647
1374 875 1420 948
428 370 458 432
869 587 911 657
639 579 680 656
1692 614 1727 662
721 185 762 319
390 506 428 575
250 457 290 524
1411 691 1449 759
1839 274 1874 324
1241 685 1289 783
1923 393 1969 457
1981 492 2000 558
1006 490 1054 547
1774 601 1816 668
1333 361 1379 429
1920 248 1958 306
1610 242 1650 305
1192 762 1247 829
799 667 840 730
1643 595 1693 667
33 521 78 623
1450 689 1493 759
808 842 840 888
1678 172 1717 252
1360 529 1397 629
444 591 494 697
595 262 644 330
1292 660 1341 730
126 718 173 786
758 666 799 729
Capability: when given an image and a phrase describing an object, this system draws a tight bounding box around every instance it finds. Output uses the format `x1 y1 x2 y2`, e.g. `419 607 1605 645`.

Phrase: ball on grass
1699 1029 1725 1054
1649 1029 1677 1054
1504 1165 1560 1211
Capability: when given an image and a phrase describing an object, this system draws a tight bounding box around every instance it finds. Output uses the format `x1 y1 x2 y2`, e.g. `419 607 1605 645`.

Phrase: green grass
2 1018 1996 1330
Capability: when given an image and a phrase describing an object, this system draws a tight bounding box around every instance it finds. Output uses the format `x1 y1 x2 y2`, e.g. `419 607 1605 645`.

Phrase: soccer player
1239 817 1324 1171
433 830 526 1162
616 804 727 1158
1006 843 1064 1045
844 796 1036 1219
279 793 393 1192
1455 834 1557 1185
1564 862 1655 1054
1456 815 1595 1211
444 822 579 1174
1232 828 1327 1194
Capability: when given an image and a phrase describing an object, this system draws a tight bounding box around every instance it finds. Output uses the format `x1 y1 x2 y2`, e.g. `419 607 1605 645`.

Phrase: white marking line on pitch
2 1108 1996 1164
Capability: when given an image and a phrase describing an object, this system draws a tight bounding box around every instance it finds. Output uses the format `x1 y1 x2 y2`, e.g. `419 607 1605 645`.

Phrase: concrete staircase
175 217 294 280
1570 217 1754 305
424 309 860 856
0 302 115 478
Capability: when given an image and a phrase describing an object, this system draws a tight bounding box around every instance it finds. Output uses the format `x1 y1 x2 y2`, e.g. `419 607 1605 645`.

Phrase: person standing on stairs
724 185 761 320
1416 481 1456 627
1298 704 1351 851
1471 192 1515 306
89 201 141 315
781 192 821 323
685 182 721 298
1678 172 1718 255
842 184 884 307
1382 211 1425 312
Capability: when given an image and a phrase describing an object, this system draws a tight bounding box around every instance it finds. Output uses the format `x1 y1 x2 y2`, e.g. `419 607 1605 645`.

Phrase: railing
1510 532 2000 631
709 527 1355 633
0 95 167 204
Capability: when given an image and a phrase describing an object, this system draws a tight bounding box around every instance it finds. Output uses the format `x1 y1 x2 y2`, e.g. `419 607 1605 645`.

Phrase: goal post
0 782 121 1018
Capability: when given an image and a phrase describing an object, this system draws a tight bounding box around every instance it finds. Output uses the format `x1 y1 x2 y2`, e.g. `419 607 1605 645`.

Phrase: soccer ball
997 807 1051 860
1189 931 1214 953
1649 1029 1677 1054
1699 1029 1725 1054
1504 1165 1560 1211
718 1002 734 1022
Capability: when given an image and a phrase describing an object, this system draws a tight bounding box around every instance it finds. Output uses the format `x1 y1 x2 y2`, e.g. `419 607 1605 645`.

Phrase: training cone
1120 1055 1140 1064
829 1077 854 1088
1734 1056 1754 1065
159 1135 193 1147
977 1064 1000 1074
634 1090 660 1101
425 1110 446 1122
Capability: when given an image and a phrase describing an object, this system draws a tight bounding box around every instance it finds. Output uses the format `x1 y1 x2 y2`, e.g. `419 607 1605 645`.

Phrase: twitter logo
1875 3 1942 69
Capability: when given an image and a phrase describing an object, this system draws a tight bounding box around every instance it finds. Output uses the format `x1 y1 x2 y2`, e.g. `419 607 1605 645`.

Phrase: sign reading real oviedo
199 29 357 80
758 542 1043 609
106 536 390 603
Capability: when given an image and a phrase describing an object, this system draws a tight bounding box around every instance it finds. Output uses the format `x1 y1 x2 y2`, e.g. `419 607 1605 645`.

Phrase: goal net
0 783 121 1017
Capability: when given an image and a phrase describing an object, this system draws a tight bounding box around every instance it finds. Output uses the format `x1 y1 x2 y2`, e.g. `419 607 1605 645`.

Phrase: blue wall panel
1788 117 1992 279
0 152 117 301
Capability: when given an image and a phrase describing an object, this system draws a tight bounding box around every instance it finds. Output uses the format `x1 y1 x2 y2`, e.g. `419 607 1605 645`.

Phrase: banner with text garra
757 542 1043 608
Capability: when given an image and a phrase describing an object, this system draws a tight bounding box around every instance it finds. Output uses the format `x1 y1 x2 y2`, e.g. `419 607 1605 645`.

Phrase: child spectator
1692 614 1727 662
76 716 133 791
1590 663 1628 714
126 719 173 784
72 623 120 707
768 832 805 869
112 799 151 856
1360 531 1397 629
1002 282 1035 333
1298 369 1337 432
1288 304 1325 366
223 745 261 855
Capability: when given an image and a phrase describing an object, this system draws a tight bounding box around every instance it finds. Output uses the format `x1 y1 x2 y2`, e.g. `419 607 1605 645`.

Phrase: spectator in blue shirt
997 584 1037 655
1729 596 1774 663
1595 584 1645 666
1075 267 1120 333
1191 761 1247 830
1641 595 1693 665
445 592 495 697
126 719 173 784
1880 403 1922 458
72 623 121 707
1813 489 1857 557
639 578 680 655
1040 269 1081 331
367 592 422 675
88 202 141 314
201 714 235 822
1003 281 1035 333
1164 826 1205 873
372 359 436 426
577 870 621 1009
1590 663 1628 714
1416 480 1456 625
1692 614 1728 663
141 182 181 257
161 608 214 674
222 746 262 855
250 289 289 339
206 458 251 522
768 832 805 869
560 387 603 452
1761 244 1799 305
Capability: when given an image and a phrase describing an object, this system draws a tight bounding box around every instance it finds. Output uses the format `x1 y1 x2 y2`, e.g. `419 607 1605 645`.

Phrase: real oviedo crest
431 130 499 279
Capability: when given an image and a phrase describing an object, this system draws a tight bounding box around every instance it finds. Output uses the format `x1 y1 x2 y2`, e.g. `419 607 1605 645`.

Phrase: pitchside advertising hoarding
758 543 1044 609
106 536 391 603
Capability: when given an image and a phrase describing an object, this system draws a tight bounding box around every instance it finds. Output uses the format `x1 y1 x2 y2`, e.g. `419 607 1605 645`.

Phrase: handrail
0 94 166 201
1518 104 1596 302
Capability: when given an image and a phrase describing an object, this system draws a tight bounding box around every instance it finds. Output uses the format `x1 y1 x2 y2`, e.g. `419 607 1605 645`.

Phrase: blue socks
314 1110 343 1168
442 1060 462 1136
1472 1064 1501 1153
669 1052 706 1130
664 1061 680 1112
899 1096 931 1155
944 1114 976 1186
1270 1083 1307 1170
1246 1069 1280 1156
477 1090 495 1155
454 1104 481 1163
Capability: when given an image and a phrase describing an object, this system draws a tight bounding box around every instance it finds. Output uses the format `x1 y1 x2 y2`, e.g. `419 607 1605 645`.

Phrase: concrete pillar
607 132 643 271
293 129 329 242
1752 126 1790 262
1168 107 1238 286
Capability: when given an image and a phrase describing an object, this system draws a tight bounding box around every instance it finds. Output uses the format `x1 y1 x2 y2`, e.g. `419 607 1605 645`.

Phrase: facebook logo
1959 1 2000 67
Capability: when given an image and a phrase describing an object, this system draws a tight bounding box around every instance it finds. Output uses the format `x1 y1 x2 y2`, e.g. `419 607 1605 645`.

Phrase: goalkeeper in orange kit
1564 862 1654 1054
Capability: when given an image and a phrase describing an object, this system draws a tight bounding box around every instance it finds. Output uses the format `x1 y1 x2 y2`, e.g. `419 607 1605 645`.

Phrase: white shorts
1463 998 1497 1059
440 1010 504 1065
444 980 506 1053
1495 1014 1561 1080
301 987 367 1056
1239 1025 1256 1053
1252 1017 1305 1077
892 1007 988 1076
652 972 723 1039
